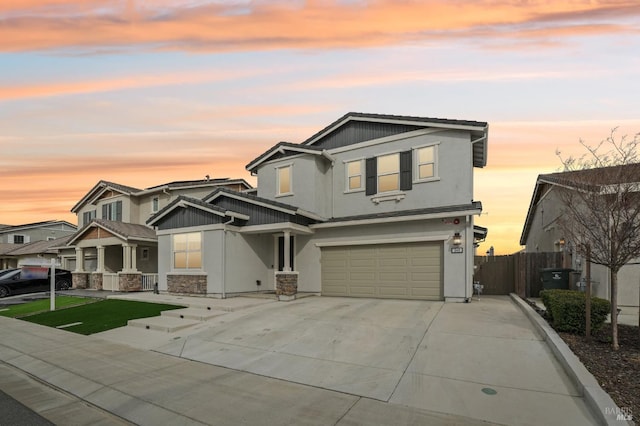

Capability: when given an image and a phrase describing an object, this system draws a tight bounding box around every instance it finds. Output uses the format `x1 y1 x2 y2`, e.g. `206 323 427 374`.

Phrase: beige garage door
321 242 442 300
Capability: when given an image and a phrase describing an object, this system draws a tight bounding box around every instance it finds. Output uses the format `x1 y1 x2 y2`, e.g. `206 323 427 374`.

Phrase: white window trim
377 152 400 193
276 163 294 197
344 158 365 193
413 142 440 184
172 232 203 271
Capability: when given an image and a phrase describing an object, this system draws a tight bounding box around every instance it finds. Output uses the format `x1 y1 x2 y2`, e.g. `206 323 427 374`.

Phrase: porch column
96 245 105 272
283 231 291 272
130 244 138 272
74 247 84 272
122 244 131 271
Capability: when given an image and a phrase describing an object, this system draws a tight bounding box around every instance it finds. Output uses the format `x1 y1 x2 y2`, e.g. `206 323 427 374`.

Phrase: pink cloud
0 1 637 53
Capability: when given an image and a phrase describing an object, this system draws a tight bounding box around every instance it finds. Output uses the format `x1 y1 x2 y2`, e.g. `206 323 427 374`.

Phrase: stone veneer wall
275 272 298 296
118 273 142 292
90 273 103 291
167 274 207 294
72 272 89 289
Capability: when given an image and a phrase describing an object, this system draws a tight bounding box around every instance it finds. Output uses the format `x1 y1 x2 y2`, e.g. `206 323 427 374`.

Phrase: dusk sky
1 0 639 255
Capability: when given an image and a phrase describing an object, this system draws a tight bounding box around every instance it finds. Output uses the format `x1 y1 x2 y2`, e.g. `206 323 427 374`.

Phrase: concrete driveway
99 295 595 425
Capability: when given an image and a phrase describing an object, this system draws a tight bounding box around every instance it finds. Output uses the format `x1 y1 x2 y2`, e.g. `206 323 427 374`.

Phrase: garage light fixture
452 232 462 246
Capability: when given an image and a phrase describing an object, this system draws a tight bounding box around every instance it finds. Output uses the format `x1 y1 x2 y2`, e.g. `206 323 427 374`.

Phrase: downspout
465 215 470 302
221 216 235 299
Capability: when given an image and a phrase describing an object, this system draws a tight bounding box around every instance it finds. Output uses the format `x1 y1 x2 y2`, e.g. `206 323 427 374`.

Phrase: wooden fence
474 252 563 297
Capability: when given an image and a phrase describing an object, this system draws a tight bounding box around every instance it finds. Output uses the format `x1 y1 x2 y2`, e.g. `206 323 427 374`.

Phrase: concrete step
128 316 201 332
161 307 227 321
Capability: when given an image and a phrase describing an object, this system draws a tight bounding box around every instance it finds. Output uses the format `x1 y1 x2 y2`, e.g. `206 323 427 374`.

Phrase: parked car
0 268 18 279
0 267 72 298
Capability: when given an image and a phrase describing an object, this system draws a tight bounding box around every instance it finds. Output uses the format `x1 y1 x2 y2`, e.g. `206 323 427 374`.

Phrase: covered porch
68 219 158 292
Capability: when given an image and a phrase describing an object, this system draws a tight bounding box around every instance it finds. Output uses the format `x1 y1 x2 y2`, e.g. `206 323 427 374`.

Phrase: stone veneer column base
276 272 298 301
167 274 207 294
118 272 142 292
72 272 89 289
90 272 103 290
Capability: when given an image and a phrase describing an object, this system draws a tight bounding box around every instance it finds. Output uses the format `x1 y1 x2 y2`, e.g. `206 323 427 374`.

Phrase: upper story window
345 160 364 192
173 232 201 269
377 153 400 193
102 200 122 221
152 197 160 213
415 145 437 181
365 150 413 197
82 210 96 226
11 234 26 244
277 165 292 196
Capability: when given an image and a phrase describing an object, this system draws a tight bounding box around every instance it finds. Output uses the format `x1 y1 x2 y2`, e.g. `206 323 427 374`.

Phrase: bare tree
555 129 640 350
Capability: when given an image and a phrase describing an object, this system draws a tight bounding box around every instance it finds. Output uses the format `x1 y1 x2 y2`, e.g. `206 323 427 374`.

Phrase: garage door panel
321 242 443 300
379 287 409 297
350 258 376 268
349 286 377 296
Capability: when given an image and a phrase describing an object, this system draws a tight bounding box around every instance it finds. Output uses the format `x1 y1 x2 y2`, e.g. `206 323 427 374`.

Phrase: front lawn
21 299 184 335
0 296 97 318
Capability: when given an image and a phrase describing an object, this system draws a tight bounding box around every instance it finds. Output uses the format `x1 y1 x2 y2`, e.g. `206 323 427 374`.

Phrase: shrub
539 289 611 334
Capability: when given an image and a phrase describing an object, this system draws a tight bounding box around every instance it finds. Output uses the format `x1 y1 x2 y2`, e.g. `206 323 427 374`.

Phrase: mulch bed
559 324 639 422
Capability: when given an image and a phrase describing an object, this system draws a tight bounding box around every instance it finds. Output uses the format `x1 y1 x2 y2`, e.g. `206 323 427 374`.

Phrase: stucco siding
224 232 272 294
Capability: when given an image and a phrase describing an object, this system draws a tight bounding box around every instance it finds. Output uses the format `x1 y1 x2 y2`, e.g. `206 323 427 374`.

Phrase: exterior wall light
452 232 462 246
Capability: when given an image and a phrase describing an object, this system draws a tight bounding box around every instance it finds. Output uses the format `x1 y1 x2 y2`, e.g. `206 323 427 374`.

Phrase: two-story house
520 166 640 308
149 113 488 301
63 178 251 291
0 220 77 269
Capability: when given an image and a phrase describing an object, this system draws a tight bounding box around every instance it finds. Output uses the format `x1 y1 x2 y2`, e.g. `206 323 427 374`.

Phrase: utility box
541 268 573 291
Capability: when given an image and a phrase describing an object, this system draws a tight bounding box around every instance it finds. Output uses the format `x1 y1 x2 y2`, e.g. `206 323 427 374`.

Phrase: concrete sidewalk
0 293 603 425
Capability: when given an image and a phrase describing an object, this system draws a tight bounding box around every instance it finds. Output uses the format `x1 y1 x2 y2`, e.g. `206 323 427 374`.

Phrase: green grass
0 296 97 318
21 299 185 335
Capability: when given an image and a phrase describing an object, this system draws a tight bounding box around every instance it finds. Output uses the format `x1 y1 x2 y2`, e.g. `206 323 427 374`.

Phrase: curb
510 293 634 426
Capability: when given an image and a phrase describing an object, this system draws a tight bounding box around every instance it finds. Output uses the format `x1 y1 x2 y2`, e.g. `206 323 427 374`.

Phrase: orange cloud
0 69 263 101
0 1 637 53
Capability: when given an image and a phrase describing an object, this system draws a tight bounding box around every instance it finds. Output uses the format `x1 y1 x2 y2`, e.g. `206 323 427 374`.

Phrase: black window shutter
400 150 413 191
116 201 123 221
365 157 377 195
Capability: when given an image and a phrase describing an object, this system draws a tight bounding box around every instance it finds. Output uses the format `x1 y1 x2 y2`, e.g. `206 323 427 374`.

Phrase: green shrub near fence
539 289 611 335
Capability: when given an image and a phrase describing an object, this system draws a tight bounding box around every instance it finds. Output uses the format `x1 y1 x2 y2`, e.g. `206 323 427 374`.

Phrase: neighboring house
520 166 640 308
0 220 77 269
3 235 73 268
64 178 252 291
149 112 489 301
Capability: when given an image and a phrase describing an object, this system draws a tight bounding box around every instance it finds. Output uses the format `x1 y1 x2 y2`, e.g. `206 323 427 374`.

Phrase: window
416 145 436 181
12 235 25 244
82 210 96 226
152 197 160 213
366 151 413 196
102 200 122 221
377 153 400 193
346 160 364 191
173 233 202 269
277 165 292 196
141 248 150 261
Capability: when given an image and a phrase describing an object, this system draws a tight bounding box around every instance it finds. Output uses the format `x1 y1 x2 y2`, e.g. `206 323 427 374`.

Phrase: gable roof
245 141 334 173
246 112 488 173
4 235 73 256
0 220 77 234
68 219 157 245
72 178 253 213
519 163 640 246
204 187 325 221
146 195 248 227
